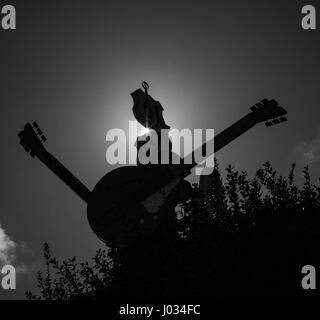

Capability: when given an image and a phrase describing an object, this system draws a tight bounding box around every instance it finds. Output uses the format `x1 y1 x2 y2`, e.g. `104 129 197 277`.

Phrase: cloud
302 128 320 164
0 224 33 274
288 128 320 184
290 128 320 166
0 224 17 266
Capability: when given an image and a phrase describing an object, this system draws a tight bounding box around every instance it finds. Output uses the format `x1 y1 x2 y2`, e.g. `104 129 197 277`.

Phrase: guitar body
87 165 186 249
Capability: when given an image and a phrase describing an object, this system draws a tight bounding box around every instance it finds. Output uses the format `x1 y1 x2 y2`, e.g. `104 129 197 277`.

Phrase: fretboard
174 113 255 178
36 150 91 203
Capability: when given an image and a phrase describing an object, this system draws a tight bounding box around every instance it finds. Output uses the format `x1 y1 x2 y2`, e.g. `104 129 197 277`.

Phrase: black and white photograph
1 0 320 308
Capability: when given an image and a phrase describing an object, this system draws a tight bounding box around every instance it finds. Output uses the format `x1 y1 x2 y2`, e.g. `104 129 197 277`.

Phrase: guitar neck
36 149 91 203
213 113 255 154
176 113 256 178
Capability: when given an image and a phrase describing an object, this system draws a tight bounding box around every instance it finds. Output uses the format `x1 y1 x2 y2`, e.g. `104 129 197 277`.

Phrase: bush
27 162 320 300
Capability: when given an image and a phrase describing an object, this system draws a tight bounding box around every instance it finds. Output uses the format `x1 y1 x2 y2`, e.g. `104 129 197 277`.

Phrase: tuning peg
272 119 280 125
256 102 264 109
265 121 273 127
250 106 258 112
36 128 43 136
279 117 287 122
270 99 279 107
23 144 30 153
40 134 47 142
32 121 39 129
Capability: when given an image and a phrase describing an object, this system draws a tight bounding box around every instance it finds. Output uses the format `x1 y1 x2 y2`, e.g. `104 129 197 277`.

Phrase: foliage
26 245 119 300
27 162 320 300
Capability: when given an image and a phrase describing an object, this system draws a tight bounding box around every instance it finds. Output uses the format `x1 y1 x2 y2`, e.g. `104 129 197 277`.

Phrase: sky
0 0 320 299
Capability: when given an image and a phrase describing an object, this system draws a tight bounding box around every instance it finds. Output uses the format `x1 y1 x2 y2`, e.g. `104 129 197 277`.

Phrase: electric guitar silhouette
18 87 287 249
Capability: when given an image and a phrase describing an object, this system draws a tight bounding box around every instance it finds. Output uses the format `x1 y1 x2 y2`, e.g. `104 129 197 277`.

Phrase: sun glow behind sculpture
139 127 151 136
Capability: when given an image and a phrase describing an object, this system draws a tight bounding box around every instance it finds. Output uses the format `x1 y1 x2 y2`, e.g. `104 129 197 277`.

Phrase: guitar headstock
249 99 288 127
18 121 47 158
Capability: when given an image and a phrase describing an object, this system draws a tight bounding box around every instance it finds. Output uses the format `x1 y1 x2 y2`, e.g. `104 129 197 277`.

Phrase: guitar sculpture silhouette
18 83 288 249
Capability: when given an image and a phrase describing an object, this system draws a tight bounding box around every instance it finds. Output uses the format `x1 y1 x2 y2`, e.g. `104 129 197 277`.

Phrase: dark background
0 0 319 299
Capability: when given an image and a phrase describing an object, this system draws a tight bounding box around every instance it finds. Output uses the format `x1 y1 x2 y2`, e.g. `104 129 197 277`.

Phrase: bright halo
139 127 151 136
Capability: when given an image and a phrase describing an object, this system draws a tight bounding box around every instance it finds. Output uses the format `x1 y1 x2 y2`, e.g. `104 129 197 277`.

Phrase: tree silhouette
27 162 320 300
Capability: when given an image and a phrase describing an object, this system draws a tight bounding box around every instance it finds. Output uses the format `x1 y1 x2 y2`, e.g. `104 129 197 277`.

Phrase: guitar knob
139 218 145 224
153 215 159 220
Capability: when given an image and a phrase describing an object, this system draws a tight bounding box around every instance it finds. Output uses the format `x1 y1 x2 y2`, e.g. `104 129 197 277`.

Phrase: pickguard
141 177 181 213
